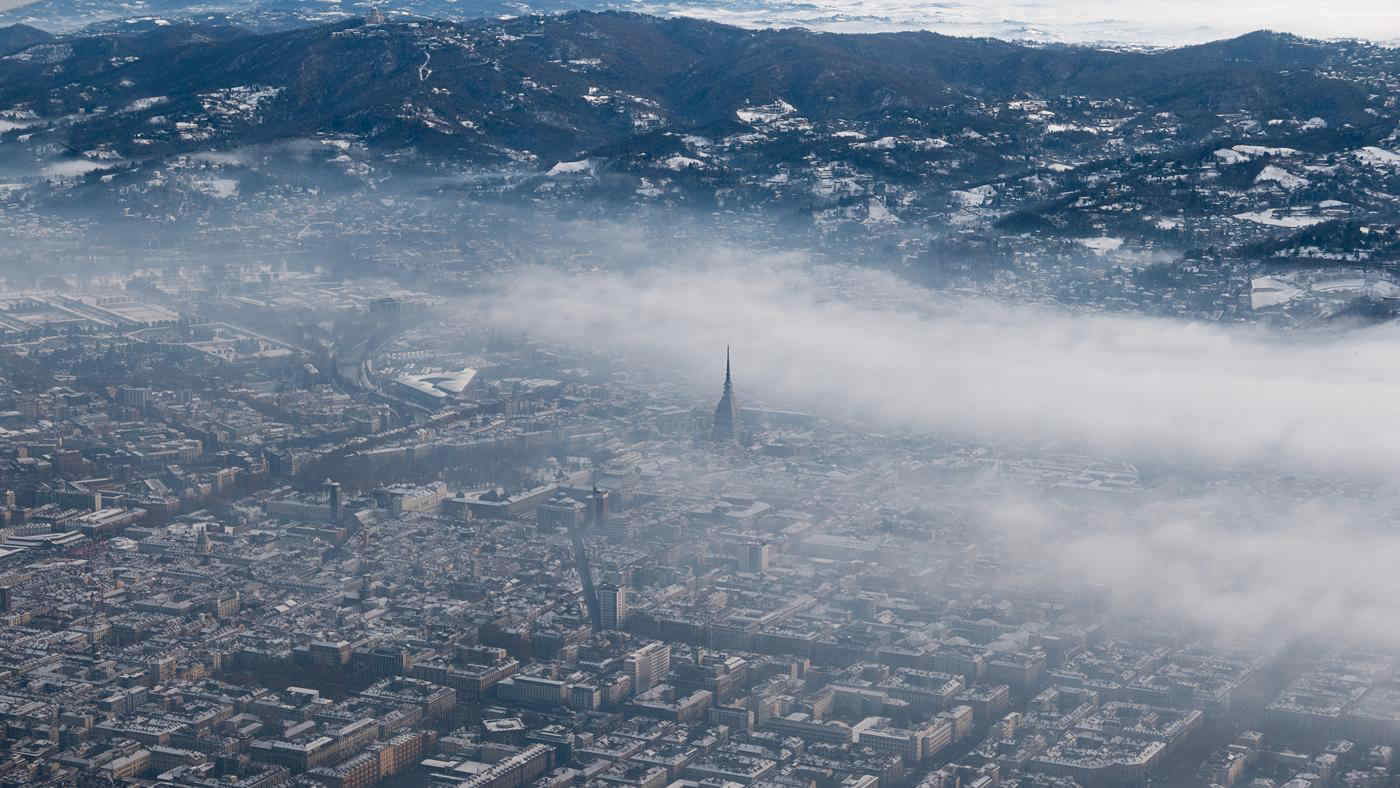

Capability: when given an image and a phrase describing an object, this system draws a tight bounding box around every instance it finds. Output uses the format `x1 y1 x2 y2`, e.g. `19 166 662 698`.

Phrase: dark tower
712 347 740 442
324 479 342 525
591 485 609 528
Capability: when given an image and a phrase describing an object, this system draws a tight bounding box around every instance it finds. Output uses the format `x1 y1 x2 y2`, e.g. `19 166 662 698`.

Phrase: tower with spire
711 346 740 443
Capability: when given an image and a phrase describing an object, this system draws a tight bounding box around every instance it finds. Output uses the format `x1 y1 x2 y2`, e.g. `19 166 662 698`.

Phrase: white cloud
633 0 1400 45
981 491 1400 648
481 255 1400 481
473 251 1400 647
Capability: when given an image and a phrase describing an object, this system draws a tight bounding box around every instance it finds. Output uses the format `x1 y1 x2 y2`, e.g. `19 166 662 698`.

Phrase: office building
599 582 628 630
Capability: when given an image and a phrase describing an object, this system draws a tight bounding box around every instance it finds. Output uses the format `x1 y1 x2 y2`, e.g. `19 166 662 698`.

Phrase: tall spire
712 346 740 443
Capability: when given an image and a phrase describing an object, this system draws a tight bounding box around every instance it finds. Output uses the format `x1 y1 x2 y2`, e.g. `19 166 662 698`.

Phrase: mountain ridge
0 21 51 54
0 13 1384 164
2 10 1399 286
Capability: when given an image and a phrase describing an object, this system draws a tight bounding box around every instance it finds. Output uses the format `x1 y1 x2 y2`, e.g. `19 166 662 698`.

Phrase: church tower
711 347 740 442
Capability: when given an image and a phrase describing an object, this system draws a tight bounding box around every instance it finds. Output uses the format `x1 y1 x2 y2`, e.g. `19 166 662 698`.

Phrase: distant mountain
0 22 50 54
0 0 596 34
4 0 1397 46
0 11 1398 275
0 14 1384 162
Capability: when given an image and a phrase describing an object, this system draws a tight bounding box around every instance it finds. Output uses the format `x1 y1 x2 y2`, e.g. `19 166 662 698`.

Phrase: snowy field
632 0 1400 45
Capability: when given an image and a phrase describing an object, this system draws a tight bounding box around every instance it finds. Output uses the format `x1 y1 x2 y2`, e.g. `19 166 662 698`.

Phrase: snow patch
736 99 796 125
546 159 593 176
661 155 705 170
1353 146 1400 167
1251 276 1304 309
852 135 948 151
1254 165 1308 190
41 159 111 178
1045 123 1099 135
1217 145 1299 165
864 197 898 224
1077 237 1124 254
1233 210 1329 228
1232 144 1299 158
196 178 239 198
950 184 995 207
198 85 283 122
190 151 247 166
122 96 168 113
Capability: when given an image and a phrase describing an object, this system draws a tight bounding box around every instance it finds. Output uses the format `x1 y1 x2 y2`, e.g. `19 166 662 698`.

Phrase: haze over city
0 0 1399 787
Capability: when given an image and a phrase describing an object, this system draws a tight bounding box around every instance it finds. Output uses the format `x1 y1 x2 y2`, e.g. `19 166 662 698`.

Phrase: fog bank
481 255 1400 482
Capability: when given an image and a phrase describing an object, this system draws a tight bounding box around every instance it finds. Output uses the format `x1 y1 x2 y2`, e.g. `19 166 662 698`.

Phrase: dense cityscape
0 269 1388 788
2 0 1400 783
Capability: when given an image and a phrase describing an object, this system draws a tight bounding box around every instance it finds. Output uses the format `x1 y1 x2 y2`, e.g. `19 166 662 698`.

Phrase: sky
3 0 1399 44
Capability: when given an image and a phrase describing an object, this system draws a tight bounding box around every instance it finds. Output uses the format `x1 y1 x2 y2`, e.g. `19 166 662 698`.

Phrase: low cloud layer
474 251 1400 646
482 254 1400 482
980 491 1400 648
